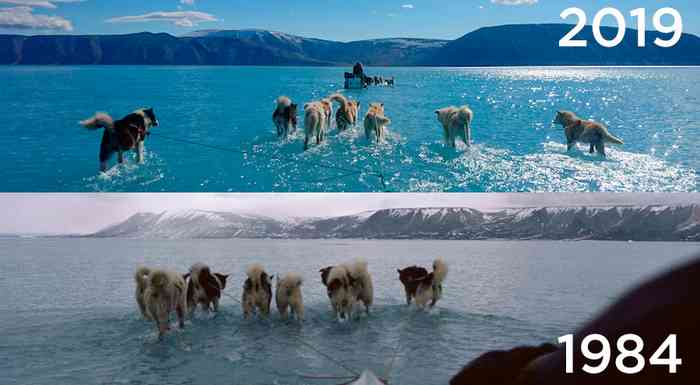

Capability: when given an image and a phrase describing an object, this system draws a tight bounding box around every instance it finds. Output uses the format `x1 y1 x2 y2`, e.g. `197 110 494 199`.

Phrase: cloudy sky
1 193 698 234
0 0 698 40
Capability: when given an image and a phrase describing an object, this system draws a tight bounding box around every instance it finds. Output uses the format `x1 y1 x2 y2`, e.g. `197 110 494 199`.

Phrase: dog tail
134 266 151 291
80 112 114 130
348 258 370 279
432 258 448 286
458 106 473 124
279 273 303 290
329 93 348 107
246 263 265 285
604 131 624 145
276 96 292 109
148 270 170 292
377 115 391 126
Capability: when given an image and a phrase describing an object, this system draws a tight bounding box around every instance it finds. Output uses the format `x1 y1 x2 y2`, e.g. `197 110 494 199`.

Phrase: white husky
415 258 448 310
275 273 304 321
435 106 473 148
242 264 273 318
140 268 188 337
347 259 374 314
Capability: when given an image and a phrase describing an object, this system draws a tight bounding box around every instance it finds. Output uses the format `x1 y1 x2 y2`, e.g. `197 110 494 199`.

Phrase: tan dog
304 101 328 151
141 268 188 337
554 111 624 157
275 273 304 321
329 93 361 132
364 103 391 143
435 106 473 148
241 264 273 318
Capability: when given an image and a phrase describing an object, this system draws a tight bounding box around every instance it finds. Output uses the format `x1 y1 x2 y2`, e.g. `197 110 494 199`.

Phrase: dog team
134 258 448 337
81 100 623 170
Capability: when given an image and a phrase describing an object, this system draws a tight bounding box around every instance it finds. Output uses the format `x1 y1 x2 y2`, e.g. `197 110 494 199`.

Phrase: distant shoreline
3 24 699 66
4 236 700 243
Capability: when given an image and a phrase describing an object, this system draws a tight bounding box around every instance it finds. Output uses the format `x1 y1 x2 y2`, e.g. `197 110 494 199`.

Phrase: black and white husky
80 108 159 172
272 96 298 139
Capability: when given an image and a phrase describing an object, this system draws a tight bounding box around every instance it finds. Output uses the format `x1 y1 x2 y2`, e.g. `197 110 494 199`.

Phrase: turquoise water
1 238 698 385
1 66 698 192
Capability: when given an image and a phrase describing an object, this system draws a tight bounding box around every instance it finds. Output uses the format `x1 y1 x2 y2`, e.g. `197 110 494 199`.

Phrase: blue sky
0 0 698 40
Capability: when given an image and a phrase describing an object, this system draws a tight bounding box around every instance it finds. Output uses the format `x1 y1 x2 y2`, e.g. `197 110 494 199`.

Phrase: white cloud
106 11 217 28
180 0 195 5
490 0 538 5
401 4 413 9
0 5 73 30
0 0 84 9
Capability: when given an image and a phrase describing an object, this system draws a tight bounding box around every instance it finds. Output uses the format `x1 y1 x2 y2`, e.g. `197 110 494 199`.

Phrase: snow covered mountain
90 205 700 241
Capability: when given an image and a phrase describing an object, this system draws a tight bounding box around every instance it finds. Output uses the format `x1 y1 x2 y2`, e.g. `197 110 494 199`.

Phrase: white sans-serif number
557 334 682 374
559 7 683 48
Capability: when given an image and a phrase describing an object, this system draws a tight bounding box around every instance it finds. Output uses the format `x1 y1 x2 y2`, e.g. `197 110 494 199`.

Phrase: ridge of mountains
89 205 700 241
2 24 699 66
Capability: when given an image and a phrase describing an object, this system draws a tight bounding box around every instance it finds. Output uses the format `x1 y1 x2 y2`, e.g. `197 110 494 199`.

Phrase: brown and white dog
321 259 373 320
184 263 229 315
553 110 624 157
329 93 361 132
135 267 187 337
273 96 298 139
364 103 391 143
242 264 273 318
435 106 473 148
275 273 304 321
414 258 448 310
80 108 159 172
304 101 329 151
323 264 356 320
397 265 430 306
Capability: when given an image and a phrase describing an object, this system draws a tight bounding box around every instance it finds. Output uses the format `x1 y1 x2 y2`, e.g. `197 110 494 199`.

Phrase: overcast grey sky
1 193 698 235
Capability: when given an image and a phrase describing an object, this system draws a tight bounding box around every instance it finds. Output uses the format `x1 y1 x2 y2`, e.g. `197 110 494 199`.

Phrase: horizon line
3 22 699 42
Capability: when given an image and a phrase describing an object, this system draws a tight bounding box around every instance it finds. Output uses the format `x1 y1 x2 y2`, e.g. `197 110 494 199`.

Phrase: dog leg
137 141 145 163
177 304 185 329
465 123 471 147
213 298 219 312
117 150 124 165
596 143 606 157
304 135 309 151
589 144 595 154
567 141 574 151
405 290 412 306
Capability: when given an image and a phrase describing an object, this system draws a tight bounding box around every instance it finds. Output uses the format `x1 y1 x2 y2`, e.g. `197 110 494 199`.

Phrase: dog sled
346 370 387 385
344 72 365 89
